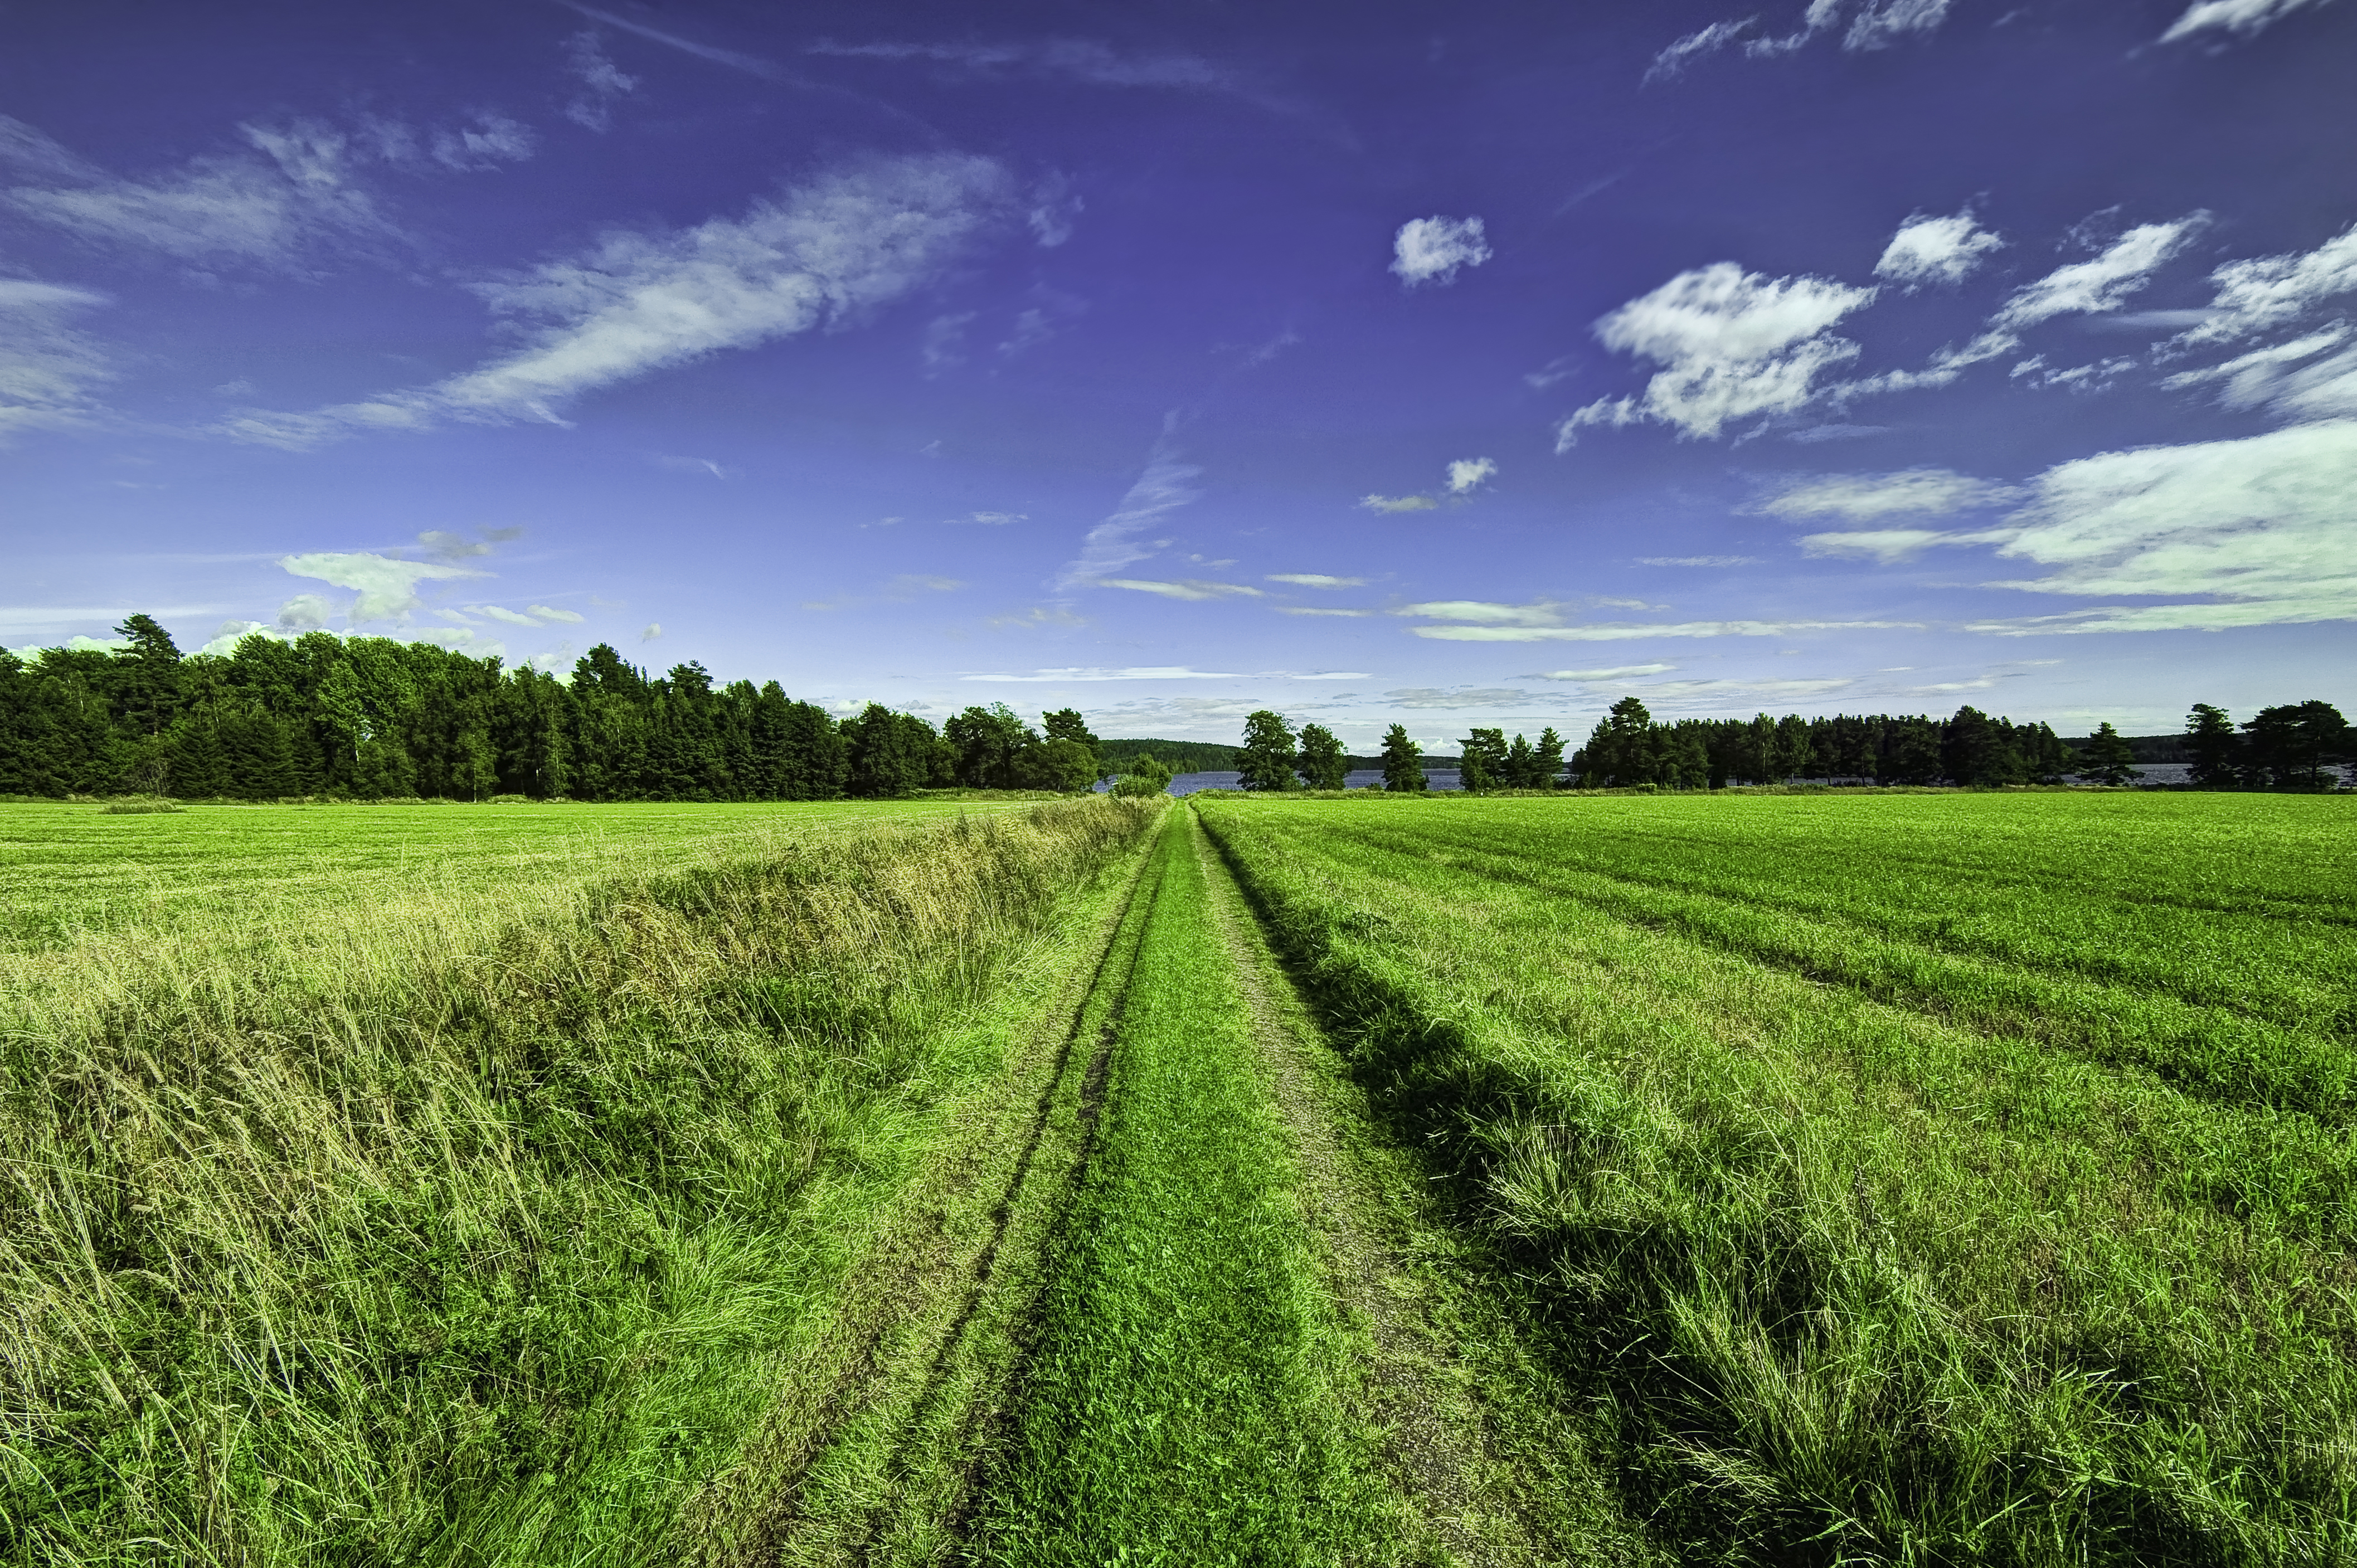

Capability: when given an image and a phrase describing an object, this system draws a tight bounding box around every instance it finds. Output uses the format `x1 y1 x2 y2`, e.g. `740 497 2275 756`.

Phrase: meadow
7 788 2351 1565
1197 788 2357 1565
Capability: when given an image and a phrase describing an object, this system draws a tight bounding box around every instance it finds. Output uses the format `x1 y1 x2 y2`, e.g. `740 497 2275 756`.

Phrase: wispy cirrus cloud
1267 573 1369 588
0 278 111 439
1411 616 1918 641
960 665 1245 681
1385 686 1534 709
1053 418 1201 591
1101 578 1266 601
218 153 1015 447
558 2 784 79
1649 0 1953 80
1529 663 1678 680
2160 0 2336 41
1636 555 1761 567
564 30 641 130
1755 466 2021 522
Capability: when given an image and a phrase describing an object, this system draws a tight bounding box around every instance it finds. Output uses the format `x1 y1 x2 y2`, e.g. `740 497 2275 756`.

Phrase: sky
3 0 2353 749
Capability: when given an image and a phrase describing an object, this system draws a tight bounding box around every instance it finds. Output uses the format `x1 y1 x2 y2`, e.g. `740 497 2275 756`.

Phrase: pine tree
2077 722 2143 786
1379 724 1426 792
2185 703 2241 788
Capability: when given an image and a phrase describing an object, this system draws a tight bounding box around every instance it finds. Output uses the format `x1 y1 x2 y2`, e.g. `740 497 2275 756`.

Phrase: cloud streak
221 153 1015 447
1053 421 1202 591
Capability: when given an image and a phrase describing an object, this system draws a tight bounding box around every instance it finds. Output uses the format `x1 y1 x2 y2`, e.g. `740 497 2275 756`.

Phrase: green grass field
7 789 2352 1565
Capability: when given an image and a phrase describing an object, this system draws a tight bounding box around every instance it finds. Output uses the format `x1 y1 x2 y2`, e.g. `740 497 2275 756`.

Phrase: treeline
1216 697 2350 792
0 619 1106 801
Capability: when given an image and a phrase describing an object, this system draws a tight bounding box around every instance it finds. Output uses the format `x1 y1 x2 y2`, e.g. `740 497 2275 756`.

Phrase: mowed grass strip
0 798 1158 1565
1198 792 2357 1567
969 810 1384 1567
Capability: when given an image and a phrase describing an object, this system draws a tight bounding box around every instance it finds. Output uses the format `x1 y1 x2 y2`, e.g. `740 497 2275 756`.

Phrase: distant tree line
1206 698 2349 793
0 618 1106 801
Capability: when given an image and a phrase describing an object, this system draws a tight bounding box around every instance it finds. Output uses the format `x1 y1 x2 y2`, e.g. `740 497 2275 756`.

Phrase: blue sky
4 0 2351 748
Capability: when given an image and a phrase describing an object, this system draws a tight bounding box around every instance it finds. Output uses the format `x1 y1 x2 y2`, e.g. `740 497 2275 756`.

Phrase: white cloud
1410 617 1918 641
1645 18 1757 81
1445 456 1498 494
1359 493 1439 513
1276 606 1374 617
1560 262 1877 442
1990 218 2205 333
1636 554 1761 566
558 3 784 78
1054 422 1201 590
1385 686 1534 709
1649 0 1951 77
1875 210 2003 288
475 605 542 627
641 622 662 641
960 665 1246 681
0 277 110 438
1973 419 2357 630
952 510 1027 525
529 604 586 622
1101 578 1265 600
1267 573 1369 588
280 551 484 622
1391 216 1491 288
565 31 641 131
2183 219 2357 344
1397 599 1564 626
274 594 333 632
1799 527 2015 562
3 116 400 270
1530 663 1679 679
1757 466 2021 521
2161 0 2335 40
922 310 974 374
426 115 537 172
222 153 1015 446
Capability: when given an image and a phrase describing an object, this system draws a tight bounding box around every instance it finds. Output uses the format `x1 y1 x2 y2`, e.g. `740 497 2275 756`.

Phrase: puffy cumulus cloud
1974 420 2357 631
274 594 334 632
1559 263 1877 443
2183 220 2357 344
1875 210 2003 288
1411 616 1918 641
2161 0 2335 40
1990 218 2205 334
1054 420 1200 591
565 31 640 131
1359 493 1438 513
1384 687 1535 709
641 622 662 641
222 153 1017 446
1391 216 1490 288
1267 573 1369 588
1445 456 1498 494
1100 578 1266 601
1756 466 2022 521
279 551 484 623
0 277 111 438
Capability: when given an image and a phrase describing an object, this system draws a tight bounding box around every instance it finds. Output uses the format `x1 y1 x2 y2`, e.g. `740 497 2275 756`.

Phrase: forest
0 618 1101 802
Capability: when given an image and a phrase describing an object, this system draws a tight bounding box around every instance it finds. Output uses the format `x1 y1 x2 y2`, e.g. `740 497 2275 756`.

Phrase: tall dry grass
0 797 1158 1564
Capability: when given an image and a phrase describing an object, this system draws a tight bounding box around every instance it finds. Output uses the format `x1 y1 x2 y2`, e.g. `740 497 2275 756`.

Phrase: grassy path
729 805 1653 1566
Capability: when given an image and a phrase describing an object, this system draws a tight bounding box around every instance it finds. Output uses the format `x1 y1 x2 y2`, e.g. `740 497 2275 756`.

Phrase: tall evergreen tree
1459 727 1509 792
1379 724 1426 792
2185 703 2241 788
2077 722 2143 786
2242 700 2350 788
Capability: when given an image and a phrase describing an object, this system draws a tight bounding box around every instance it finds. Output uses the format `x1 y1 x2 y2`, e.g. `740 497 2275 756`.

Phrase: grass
966 809 1384 1566
1197 789 2357 1566
0 795 1160 1564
